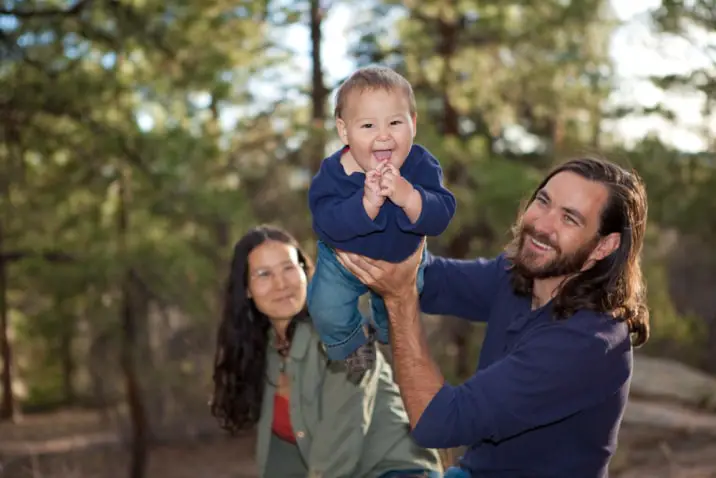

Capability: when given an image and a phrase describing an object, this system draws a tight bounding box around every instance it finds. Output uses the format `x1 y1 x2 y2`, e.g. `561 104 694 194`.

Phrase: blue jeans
378 469 442 477
307 240 426 361
443 466 471 477
378 467 467 477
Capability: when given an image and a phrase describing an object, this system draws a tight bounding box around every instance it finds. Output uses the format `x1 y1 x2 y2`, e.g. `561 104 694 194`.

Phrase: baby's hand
363 169 385 214
378 163 414 208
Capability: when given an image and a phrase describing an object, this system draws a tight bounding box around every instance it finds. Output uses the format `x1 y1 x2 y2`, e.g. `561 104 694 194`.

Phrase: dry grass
1 409 716 477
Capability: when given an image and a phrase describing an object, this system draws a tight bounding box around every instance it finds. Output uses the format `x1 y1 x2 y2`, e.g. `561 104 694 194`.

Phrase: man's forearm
385 292 445 428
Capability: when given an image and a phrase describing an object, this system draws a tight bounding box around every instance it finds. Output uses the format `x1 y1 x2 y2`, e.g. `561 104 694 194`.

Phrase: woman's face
247 240 308 323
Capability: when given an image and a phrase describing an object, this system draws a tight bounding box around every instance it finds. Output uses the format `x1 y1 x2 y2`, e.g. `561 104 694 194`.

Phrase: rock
624 399 716 434
631 355 716 410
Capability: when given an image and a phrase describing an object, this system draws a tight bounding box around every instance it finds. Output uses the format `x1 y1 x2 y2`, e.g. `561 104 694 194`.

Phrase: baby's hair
334 65 417 119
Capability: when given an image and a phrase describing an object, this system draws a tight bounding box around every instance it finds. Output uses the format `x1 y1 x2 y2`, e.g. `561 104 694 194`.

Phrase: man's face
514 171 609 279
335 87 416 172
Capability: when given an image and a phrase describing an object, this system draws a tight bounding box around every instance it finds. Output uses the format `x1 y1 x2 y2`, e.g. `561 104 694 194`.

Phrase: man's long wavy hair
210 225 314 433
504 157 650 347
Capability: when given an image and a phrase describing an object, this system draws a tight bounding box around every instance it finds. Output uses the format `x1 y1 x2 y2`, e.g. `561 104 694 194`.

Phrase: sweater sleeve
410 318 632 448
396 152 456 236
419 253 506 322
309 165 387 242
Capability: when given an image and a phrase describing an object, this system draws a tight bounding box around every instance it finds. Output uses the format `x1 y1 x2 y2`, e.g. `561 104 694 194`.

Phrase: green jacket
255 321 442 477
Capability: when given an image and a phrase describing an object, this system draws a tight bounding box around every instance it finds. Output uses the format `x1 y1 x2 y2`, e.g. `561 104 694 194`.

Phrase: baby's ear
336 118 349 144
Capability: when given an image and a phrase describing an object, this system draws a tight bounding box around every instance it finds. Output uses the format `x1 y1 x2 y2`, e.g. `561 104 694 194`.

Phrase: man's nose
532 212 559 238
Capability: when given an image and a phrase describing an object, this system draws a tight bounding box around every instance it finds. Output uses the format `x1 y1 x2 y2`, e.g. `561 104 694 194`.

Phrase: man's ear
336 118 348 144
591 232 621 262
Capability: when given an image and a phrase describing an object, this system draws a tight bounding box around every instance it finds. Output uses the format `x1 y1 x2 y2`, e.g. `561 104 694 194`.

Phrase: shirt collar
268 319 312 362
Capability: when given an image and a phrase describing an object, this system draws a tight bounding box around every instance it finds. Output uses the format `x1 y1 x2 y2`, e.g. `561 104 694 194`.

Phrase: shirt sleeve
396 154 456 236
309 168 387 242
307 359 380 477
419 253 506 322
410 318 632 449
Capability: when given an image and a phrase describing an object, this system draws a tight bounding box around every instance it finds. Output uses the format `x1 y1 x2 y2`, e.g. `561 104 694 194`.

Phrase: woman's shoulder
296 320 392 380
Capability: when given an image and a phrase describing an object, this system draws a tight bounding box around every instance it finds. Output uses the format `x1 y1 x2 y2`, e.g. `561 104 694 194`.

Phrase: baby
307 65 456 380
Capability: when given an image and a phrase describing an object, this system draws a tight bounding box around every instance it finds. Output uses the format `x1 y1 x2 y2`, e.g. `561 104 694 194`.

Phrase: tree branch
0 251 75 264
0 0 91 18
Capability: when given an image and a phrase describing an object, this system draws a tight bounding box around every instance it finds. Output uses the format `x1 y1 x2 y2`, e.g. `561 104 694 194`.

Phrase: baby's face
336 87 416 172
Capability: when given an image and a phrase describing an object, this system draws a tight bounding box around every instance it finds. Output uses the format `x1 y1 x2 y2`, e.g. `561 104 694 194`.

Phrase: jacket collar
268 318 312 362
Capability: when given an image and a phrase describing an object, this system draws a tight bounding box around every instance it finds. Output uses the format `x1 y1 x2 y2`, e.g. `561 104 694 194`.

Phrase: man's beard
513 222 598 279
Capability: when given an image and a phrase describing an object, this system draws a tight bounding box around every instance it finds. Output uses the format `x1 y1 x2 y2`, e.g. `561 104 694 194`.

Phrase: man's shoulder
568 308 627 327
489 253 513 280
558 309 632 350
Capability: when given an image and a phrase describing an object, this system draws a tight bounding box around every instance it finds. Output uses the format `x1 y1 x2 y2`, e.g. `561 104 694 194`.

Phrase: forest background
1 0 716 477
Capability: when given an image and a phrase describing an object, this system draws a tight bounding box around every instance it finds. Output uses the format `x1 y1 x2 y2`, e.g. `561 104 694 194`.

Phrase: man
337 157 649 477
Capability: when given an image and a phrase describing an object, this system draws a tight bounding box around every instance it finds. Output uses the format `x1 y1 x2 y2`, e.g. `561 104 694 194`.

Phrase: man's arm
408 316 632 449
383 289 445 429
418 253 506 322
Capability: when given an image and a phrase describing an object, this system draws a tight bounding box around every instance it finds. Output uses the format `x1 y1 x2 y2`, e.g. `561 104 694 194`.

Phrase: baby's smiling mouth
373 150 392 162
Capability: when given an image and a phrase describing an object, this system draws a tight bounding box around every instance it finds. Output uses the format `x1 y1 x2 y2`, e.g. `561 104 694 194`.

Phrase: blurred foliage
0 0 714 421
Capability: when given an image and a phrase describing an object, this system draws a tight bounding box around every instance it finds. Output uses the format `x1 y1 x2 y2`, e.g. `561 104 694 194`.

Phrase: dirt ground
0 409 715 477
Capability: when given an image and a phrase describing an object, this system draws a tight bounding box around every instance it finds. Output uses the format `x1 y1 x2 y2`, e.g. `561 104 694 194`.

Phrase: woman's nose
272 273 287 290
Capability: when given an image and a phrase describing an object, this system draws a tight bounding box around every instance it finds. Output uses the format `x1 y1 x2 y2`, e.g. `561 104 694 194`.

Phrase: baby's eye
391 120 403 125
361 123 373 129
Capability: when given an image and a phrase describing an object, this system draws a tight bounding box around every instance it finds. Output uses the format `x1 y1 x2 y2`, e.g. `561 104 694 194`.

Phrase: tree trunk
0 223 15 421
308 0 328 174
703 314 716 374
60 309 76 405
209 93 231 313
118 169 150 478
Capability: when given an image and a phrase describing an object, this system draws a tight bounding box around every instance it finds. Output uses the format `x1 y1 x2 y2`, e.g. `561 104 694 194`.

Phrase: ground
0 409 715 477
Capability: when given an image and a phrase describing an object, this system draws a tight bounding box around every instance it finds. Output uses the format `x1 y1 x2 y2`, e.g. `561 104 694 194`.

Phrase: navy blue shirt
415 253 632 477
308 144 456 262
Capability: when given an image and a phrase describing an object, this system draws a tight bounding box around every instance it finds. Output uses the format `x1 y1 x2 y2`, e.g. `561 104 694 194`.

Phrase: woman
210 225 443 477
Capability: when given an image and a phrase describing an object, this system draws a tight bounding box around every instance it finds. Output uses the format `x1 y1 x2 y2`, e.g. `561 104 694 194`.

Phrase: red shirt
271 394 296 443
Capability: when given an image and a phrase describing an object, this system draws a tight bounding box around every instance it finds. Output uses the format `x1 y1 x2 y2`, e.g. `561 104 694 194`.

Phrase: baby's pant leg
307 241 368 361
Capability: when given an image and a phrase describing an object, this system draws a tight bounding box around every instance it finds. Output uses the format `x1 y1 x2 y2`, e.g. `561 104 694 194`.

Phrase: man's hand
378 163 415 208
338 239 444 431
336 239 424 302
363 169 385 219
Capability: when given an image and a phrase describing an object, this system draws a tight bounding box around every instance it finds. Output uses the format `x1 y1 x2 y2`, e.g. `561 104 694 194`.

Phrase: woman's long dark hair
505 157 650 347
210 225 314 434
